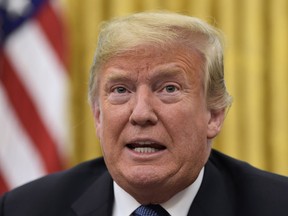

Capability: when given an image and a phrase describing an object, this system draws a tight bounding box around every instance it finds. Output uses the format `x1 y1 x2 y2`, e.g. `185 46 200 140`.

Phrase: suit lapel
187 154 236 216
71 171 114 216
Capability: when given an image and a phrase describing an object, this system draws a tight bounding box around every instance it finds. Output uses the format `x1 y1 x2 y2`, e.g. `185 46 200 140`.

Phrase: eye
113 86 128 94
164 85 179 93
109 85 131 104
156 83 182 104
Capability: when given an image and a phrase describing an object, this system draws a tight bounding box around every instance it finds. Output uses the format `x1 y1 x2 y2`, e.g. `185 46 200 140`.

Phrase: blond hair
88 11 232 110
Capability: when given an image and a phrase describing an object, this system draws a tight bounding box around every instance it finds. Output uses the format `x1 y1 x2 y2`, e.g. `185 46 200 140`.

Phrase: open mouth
126 141 166 153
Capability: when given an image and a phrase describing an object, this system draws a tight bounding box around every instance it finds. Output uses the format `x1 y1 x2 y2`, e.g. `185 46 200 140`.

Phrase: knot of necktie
132 204 170 216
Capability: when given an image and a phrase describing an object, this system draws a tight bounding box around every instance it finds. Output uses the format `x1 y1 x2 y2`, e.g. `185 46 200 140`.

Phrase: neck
121 178 195 204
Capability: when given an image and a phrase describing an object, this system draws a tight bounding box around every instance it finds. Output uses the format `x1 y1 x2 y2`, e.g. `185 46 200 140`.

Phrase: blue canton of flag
0 0 47 44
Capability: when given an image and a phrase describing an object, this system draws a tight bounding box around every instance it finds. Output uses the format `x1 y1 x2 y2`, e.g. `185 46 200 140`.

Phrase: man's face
94 44 224 203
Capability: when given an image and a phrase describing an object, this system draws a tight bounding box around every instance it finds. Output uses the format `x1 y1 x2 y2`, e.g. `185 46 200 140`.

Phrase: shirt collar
112 167 204 216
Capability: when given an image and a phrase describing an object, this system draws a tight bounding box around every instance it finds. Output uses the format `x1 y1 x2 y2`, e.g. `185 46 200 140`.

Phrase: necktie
132 204 170 216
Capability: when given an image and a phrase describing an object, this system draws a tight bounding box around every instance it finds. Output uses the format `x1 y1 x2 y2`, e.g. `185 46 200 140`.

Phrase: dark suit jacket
1 149 288 216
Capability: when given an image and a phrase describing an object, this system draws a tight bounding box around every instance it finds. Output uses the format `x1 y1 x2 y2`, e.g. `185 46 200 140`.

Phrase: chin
119 166 168 189
120 169 185 204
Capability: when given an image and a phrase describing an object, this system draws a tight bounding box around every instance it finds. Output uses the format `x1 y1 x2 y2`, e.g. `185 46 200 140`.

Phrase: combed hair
88 11 232 111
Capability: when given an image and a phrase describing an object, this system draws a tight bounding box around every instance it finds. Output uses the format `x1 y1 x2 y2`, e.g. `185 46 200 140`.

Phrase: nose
129 87 158 126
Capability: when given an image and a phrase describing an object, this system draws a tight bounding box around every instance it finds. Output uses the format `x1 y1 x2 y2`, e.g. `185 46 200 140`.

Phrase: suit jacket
1 149 288 216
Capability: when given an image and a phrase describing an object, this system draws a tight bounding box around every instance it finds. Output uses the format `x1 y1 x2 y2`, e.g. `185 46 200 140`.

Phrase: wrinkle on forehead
99 42 206 88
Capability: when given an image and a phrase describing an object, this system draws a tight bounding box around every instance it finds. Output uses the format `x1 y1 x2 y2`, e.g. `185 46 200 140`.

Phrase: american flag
0 0 69 194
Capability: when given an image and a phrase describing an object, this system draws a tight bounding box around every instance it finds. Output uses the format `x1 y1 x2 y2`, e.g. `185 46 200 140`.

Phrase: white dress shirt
112 168 204 216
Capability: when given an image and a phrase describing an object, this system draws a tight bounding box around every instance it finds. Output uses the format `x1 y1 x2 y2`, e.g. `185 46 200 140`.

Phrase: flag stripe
0 0 69 194
36 1 68 68
0 84 46 189
4 20 69 159
0 173 8 195
1 52 63 173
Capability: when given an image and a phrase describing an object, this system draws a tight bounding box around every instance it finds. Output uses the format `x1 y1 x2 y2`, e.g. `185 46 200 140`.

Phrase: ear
207 108 226 139
93 103 101 134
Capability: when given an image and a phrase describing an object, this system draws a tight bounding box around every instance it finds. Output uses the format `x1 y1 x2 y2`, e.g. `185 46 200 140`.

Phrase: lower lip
125 146 166 159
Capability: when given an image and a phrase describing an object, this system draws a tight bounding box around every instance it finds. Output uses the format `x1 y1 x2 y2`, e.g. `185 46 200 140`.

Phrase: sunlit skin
93 43 225 204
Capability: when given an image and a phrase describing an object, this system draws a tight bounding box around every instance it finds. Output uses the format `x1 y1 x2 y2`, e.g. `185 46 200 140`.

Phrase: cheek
171 126 210 176
98 103 130 147
110 106 130 126
162 103 209 156
173 126 207 158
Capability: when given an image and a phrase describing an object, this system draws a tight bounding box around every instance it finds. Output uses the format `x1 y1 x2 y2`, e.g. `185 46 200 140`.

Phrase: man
1 11 288 216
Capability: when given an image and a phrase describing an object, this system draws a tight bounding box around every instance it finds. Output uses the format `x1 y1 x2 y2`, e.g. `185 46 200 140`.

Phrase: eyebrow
102 69 135 92
105 73 132 82
104 72 135 86
103 63 188 86
149 65 187 82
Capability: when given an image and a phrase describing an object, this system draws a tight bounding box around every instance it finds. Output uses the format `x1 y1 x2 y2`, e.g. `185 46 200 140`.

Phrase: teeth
134 147 159 153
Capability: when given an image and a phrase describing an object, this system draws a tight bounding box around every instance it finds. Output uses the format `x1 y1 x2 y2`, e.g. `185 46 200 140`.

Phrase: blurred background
1 0 288 194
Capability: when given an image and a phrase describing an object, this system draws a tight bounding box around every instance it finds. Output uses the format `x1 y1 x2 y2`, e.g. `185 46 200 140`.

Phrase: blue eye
114 86 127 94
165 85 178 93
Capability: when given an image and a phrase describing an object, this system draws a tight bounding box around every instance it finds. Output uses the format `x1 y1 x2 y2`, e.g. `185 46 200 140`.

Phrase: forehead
99 43 205 83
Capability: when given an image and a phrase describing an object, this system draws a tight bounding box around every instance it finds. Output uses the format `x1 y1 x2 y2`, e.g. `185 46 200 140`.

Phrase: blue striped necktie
132 204 170 216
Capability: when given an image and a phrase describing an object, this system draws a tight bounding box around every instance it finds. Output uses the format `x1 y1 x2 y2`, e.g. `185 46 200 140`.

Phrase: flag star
6 0 32 17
